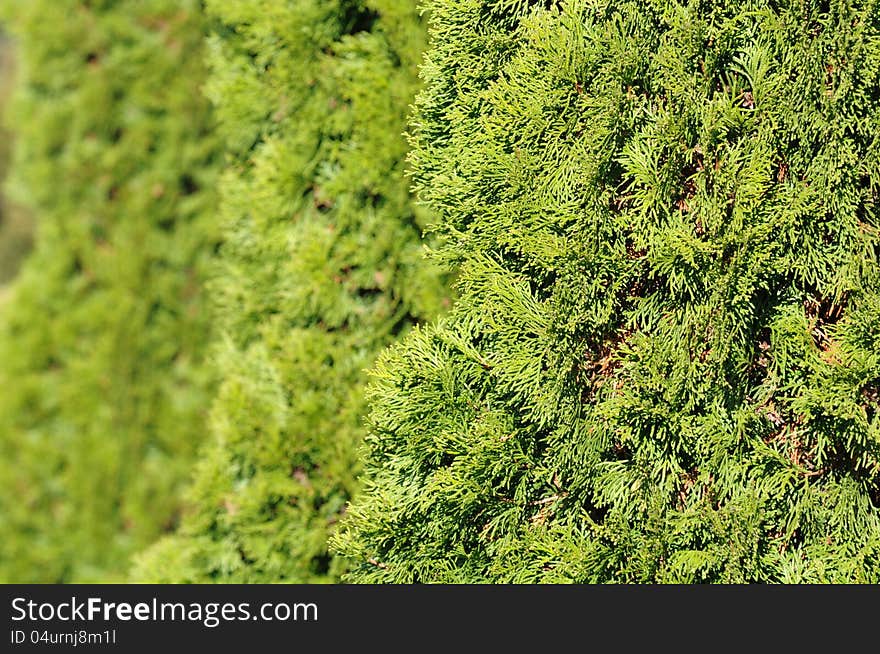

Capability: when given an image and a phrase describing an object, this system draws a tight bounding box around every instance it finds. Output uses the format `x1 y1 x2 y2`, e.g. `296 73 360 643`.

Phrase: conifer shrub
133 0 448 583
335 0 880 583
0 0 219 582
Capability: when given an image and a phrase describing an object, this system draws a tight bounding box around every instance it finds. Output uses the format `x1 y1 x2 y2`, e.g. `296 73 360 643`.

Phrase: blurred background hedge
0 0 220 582
0 29 32 287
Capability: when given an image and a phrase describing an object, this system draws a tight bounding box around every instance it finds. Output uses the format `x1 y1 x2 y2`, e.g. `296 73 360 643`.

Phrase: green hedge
0 0 219 582
335 0 880 583
0 32 32 284
133 0 448 583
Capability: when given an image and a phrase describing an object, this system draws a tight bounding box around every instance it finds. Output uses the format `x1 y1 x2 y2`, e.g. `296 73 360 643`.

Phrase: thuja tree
133 0 448 583
0 1 219 582
335 0 880 583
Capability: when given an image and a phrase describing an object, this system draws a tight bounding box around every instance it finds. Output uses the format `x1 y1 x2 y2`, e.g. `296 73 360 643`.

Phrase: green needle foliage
133 0 448 583
335 0 880 583
0 1 219 582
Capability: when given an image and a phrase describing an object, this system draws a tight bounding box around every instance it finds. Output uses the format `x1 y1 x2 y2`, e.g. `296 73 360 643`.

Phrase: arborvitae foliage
0 1 219 582
336 0 880 583
133 0 448 583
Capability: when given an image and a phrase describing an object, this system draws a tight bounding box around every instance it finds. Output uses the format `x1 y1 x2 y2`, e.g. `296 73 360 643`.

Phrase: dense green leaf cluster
0 0 219 582
336 0 880 582
133 0 448 583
